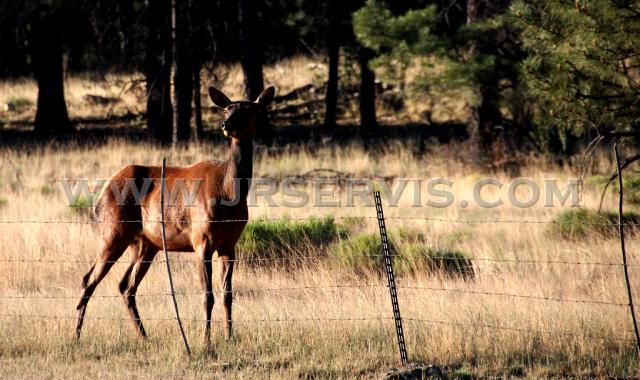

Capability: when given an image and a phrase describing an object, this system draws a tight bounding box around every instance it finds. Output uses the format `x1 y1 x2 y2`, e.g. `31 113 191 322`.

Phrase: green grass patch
450 364 473 379
394 226 426 244
442 228 474 246
0 197 7 208
68 195 94 216
548 208 640 239
38 184 55 196
5 96 33 109
332 231 473 278
236 219 473 276
338 216 367 232
398 244 474 278
332 233 389 275
237 216 347 262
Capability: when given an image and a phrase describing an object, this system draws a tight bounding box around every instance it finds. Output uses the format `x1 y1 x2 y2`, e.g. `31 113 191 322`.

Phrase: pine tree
145 0 173 143
354 0 524 163
513 0 640 138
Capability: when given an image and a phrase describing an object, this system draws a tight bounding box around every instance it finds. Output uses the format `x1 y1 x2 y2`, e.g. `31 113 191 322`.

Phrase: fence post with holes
374 191 409 366
160 157 191 356
613 144 640 361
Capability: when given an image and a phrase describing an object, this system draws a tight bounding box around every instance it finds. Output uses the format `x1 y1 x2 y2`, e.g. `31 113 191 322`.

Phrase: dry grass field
0 56 639 378
0 138 639 378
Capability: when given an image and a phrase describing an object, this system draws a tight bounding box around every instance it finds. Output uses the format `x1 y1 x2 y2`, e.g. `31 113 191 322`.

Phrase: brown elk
75 86 275 343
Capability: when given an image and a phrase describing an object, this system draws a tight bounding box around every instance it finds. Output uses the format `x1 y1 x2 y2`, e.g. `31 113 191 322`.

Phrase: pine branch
598 153 640 213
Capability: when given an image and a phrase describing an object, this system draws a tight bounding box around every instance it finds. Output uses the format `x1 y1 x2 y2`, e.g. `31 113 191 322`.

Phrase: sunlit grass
0 139 638 378
0 55 469 129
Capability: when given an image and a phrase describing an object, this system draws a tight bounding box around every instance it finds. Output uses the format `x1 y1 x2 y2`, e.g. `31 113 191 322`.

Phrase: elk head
208 86 275 139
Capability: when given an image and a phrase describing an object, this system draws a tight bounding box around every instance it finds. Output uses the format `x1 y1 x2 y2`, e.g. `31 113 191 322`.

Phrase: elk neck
223 137 253 200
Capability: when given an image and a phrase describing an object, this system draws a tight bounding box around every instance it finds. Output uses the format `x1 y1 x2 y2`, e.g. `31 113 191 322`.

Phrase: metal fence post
161 157 191 356
614 144 640 361
374 191 408 366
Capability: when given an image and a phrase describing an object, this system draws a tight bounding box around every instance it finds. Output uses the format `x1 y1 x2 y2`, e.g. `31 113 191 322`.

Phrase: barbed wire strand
0 313 632 342
0 283 632 307
0 216 638 226
0 313 391 323
403 318 635 342
396 285 630 306
0 285 383 299
0 254 637 267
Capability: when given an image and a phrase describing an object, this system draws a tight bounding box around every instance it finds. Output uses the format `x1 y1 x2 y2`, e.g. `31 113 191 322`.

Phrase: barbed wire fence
0 154 639 366
0 216 637 357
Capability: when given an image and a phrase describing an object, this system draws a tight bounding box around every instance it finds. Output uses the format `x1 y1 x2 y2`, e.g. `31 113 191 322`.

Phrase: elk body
75 86 275 343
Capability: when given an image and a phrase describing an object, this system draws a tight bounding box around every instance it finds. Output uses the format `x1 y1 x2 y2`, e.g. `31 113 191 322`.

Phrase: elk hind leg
75 238 130 340
118 240 158 339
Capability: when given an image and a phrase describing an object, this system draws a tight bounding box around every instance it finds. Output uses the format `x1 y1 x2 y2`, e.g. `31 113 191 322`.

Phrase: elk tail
91 201 102 223
90 181 108 223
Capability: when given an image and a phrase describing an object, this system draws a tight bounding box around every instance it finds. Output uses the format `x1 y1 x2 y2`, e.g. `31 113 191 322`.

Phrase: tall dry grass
0 139 638 378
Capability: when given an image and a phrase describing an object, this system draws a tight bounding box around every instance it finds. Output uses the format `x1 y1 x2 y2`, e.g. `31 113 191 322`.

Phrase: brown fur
75 86 275 343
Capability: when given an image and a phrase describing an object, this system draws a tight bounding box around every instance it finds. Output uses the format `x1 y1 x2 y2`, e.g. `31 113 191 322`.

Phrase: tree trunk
171 0 193 145
324 3 340 132
189 0 204 141
145 0 172 143
238 0 264 101
466 0 505 165
466 0 483 163
467 87 502 165
31 10 71 135
193 61 204 141
0 12 30 77
116 0 135 68
358 46 377 130
238 0 271 142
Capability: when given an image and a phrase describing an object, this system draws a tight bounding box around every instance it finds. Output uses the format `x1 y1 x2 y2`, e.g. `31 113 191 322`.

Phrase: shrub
398 244 474 278
442 228 473 246
584 174 640 207
394 226 426 244
625 175 640 207
548 208 640 239
0 197 7 208
338 216 367 232
332 233 390 275
237 216 346 262
332 231 473 278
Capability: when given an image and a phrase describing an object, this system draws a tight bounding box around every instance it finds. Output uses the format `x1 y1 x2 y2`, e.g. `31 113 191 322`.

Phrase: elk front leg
217 247 235 339
196 241 214 344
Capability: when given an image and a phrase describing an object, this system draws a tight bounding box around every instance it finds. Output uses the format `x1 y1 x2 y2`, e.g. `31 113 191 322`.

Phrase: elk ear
255 86 275 108
208 87 231 109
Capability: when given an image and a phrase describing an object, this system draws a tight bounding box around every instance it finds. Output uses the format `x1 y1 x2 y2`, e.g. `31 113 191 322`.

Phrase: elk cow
75 86 275 343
